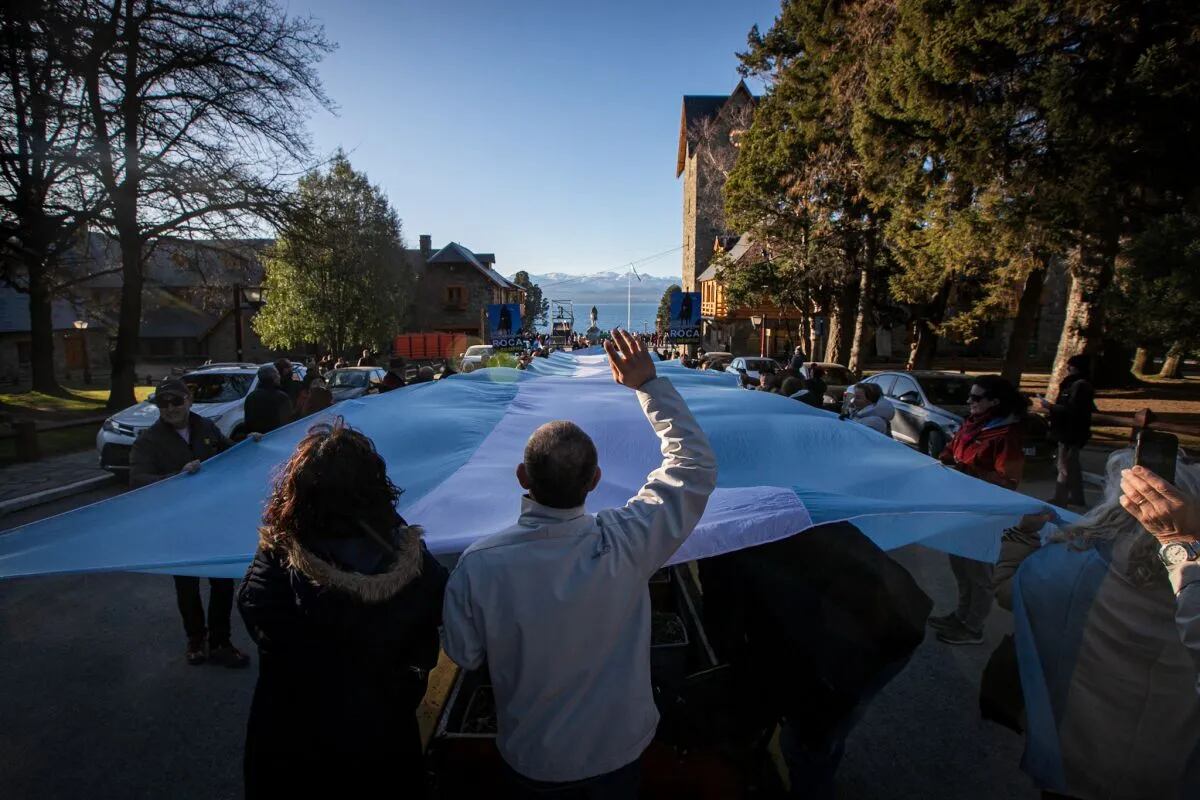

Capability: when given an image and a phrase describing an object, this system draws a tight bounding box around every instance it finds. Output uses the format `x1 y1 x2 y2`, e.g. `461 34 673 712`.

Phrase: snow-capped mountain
509 271 680 303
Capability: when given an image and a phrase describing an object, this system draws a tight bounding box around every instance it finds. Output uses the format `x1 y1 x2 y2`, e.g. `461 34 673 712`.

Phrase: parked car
96 365 259 476
459 345 495 373
854 371 1051 459
725 356 779 387
699 351 733 371
327 367 387 401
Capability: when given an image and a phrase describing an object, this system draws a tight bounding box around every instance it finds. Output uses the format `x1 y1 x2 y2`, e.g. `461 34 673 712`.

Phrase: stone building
406 235 524 340
677 81 756 294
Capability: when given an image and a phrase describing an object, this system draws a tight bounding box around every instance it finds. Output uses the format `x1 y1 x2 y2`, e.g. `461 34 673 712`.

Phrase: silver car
96 364 261 475
724 356 778 387
857 371 970 457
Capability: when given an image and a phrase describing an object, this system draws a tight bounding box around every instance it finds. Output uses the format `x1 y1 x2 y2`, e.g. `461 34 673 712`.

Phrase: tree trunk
1159 342 1184 379
26 258 64 395
106 225 143 410
1047 234 1118 401
848 264 873 376
1131 346 1152 375
905 280 951 371
825 277 860 365
1000 265 1046 385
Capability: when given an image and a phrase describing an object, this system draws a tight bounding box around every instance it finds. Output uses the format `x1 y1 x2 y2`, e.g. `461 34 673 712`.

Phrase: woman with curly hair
237 420 447 799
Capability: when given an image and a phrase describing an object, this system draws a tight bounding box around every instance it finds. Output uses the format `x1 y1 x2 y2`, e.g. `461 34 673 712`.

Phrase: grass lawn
0 386 154 421
0 385 155 463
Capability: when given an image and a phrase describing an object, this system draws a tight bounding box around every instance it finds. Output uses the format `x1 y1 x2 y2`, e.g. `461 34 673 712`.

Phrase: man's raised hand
604 328 656 390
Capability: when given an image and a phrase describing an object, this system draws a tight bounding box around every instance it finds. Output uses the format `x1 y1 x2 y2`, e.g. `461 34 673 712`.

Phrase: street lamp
233 285 267 362
73 320 92 384
750 314 765 358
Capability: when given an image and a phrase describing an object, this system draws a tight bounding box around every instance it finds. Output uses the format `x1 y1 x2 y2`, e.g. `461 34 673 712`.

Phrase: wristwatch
1159 539 1200 567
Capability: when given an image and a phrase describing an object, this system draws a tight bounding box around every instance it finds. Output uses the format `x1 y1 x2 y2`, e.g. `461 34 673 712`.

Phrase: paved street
0 465 1096 799
0 451 112 504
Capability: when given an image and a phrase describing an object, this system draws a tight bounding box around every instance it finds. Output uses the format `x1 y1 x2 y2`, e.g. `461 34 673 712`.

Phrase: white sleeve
1167 561 1200 696
440 564 486 670
595 377 718 576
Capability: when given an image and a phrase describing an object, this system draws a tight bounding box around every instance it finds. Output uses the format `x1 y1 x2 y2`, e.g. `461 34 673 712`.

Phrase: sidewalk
0 450 115 513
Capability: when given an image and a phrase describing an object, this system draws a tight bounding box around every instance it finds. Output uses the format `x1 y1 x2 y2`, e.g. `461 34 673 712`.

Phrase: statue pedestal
585 326 602 345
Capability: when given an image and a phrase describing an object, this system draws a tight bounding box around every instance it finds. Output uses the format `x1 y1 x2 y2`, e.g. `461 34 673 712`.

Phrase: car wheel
924 427 948 458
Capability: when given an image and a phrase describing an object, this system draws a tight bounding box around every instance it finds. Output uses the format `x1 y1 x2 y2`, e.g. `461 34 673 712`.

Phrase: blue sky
286 0 780 276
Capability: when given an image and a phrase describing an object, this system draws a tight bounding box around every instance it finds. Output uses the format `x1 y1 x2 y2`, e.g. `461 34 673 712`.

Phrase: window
868 374 897 396
889 375 920 399
183 373 253 403
444 285 466 309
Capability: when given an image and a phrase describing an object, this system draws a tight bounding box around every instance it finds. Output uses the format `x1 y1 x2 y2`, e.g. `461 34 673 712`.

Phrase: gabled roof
698 233 761 283
0 288 93 333
426 242 519 291
139 287 216 338
676 80 757 177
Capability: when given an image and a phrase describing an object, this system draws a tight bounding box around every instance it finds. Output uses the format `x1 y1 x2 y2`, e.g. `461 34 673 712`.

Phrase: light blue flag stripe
0 350 1046 580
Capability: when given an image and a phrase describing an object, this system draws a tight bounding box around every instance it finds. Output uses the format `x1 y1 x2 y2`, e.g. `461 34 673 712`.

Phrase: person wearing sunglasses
130 377 250 668
929 374 1030 646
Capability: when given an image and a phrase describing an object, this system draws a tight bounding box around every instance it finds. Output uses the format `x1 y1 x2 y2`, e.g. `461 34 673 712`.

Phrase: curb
0 473 117 517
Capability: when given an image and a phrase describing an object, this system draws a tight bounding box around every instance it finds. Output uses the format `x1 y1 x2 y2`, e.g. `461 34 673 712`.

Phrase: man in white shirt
441 329 717 796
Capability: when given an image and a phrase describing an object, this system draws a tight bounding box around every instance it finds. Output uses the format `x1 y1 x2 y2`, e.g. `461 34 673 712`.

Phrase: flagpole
626 263 641 330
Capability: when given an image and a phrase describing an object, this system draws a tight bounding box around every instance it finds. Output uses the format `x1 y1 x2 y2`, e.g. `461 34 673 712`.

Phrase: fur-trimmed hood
279 525 425 604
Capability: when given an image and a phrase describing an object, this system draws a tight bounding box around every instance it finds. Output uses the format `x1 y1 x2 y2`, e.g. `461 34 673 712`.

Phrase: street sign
486 303 523 351
667 291 701 344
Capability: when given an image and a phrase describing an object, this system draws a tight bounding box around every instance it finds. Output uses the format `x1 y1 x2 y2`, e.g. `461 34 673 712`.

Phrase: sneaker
185 638 207 666
936 620 985 646
208 642 250 669
927 613 960 632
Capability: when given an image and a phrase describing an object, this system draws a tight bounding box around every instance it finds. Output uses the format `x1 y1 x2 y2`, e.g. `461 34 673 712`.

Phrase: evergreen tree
512 271 548 334
254 153 413 354
656 284 681 333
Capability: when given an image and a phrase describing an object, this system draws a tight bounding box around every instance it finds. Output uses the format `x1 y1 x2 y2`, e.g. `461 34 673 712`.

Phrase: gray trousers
949 555 994 633
1054 443 1086 506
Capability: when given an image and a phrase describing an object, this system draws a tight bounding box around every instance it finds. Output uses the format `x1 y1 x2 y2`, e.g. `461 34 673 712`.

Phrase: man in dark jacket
243 364 293 435
130 377 250 668
273 358 301 409
1039 354 1095 508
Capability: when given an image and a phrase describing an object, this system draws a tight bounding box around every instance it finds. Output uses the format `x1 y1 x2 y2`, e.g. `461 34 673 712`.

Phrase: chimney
419 234 432 259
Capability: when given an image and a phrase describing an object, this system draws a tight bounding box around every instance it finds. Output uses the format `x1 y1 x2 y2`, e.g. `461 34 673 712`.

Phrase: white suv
96 364 264 476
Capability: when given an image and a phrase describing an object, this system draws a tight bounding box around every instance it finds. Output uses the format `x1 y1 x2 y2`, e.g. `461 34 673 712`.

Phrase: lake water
539 301 660 333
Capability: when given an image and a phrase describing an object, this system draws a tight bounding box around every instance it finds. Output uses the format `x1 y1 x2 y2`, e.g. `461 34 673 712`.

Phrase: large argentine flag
0 350 1047 579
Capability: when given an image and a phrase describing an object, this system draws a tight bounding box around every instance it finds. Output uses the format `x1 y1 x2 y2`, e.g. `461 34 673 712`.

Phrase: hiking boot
936 620 985 646
208 642 250 669
185 638 207 666
927 613 960 632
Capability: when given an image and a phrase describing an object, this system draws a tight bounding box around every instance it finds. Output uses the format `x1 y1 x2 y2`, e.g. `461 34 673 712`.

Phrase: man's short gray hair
257 364 280 385
524 421 598 509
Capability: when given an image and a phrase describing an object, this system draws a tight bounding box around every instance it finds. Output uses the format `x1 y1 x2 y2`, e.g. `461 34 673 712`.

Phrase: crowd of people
130 333 1198 799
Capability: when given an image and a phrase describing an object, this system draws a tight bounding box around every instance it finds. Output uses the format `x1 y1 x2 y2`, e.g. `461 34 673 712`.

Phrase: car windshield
329 370 368 388
182 373 252 403
918 376 974 406
744 359 776 372
465 346 492 357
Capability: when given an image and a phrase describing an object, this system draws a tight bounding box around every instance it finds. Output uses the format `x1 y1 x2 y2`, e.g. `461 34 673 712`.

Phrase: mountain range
508 271 680 303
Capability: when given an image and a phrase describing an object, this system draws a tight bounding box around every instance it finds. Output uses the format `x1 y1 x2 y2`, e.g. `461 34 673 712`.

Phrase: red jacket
939 414 1025 490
